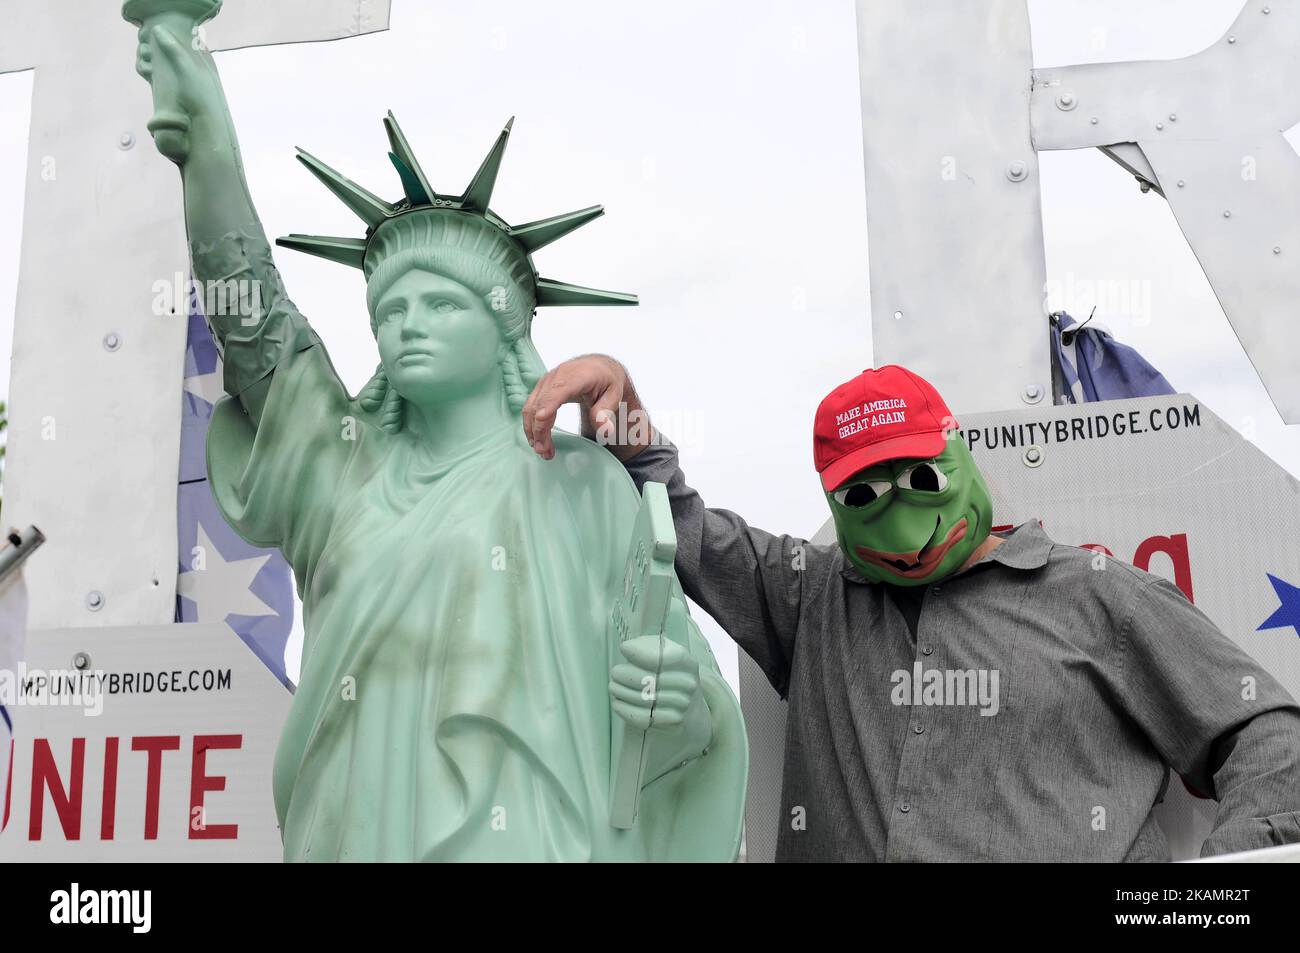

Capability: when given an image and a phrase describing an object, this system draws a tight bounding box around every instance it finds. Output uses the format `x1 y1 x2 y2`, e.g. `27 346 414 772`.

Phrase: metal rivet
118 132 135 150
1023 445 1045 468
1022 383 1044 403
1006 160 1028 182
1169 113 1177 121
1177 179 1186 188
1274 246 1282 255
1223 210 1232 218
1264 6 1271 13
86 590 105 611
1055 92 1077 111
1089 116 1099 125
913 724 924 735
103 332 122 352
893 310 904 321
1155 122 1164 130
899 803 911 814
73 652 92 671
1227 35 1236 44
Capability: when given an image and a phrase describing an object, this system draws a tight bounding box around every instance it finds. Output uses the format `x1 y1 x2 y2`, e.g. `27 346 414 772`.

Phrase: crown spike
295 148 393 228
509 205 605 253
389 153 432 206
275 234 368 269
461 117 514 213
535 278 638 308
383 111 435 205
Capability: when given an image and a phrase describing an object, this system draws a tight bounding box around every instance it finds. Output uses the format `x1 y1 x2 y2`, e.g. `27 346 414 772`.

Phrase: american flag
177 291 296 689
1050 310 1176 403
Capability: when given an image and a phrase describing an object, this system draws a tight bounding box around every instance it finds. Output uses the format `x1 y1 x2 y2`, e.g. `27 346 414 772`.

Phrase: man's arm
523 355 832 694
1113 574 1300 856
132 21 318 424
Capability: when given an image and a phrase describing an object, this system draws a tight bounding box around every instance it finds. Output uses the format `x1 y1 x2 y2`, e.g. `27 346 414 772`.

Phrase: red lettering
189 735 241 840
100 737 119 840
29 738 84 840
131 735 181 840
1133 533 1194 602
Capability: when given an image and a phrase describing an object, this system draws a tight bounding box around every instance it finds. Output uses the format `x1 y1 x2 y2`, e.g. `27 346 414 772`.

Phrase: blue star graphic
1257 574 1300 638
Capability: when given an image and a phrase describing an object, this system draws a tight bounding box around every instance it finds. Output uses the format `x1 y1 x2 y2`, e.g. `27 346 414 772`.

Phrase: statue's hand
132 22 223 165
609 636 700 731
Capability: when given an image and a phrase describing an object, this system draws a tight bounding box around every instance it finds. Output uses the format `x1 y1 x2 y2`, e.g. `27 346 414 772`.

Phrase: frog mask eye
832 480 893 508
896 461 948 492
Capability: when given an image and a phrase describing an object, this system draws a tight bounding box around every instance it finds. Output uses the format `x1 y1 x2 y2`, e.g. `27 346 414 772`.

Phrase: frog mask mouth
825 438 993 587
852 514 970 580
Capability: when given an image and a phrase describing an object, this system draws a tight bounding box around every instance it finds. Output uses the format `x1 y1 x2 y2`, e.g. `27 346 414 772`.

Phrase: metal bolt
103 332 122 352
1006 159 1028 182
86 590 105 611
1055 92 1077 111
1023 445 1045 468
118 132 135 150
73 652 92 671
1022 383 1044 404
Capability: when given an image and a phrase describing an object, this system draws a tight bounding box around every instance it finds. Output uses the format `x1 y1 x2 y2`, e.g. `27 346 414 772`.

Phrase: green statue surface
124 0 745 861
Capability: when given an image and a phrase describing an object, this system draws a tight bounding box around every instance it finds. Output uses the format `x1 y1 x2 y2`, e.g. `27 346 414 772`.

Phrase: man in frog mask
524 357 1300 862
814 365 996 586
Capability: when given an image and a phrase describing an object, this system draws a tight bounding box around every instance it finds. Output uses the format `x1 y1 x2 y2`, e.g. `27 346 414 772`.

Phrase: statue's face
373 269 505 406
825 438 993 586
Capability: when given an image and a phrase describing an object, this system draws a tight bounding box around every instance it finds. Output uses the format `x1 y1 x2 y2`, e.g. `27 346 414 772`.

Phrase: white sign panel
0 623 290 861
741 394 1300 861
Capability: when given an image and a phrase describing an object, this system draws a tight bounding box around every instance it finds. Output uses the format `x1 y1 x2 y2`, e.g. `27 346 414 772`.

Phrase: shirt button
921 645 933 656
913 724 924 734
899 803 911 814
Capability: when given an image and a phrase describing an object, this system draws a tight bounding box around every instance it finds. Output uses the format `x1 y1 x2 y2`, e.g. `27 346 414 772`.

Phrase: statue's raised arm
126 0 312 424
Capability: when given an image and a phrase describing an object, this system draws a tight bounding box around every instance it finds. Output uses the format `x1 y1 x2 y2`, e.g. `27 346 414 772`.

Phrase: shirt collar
837 519 1052 586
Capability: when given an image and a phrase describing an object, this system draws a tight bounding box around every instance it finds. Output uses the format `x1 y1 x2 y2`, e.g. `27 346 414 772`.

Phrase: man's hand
521 354 652 462
609 637 700 731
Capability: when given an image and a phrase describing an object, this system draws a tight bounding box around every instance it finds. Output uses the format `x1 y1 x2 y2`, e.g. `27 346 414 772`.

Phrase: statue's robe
206 343 746 861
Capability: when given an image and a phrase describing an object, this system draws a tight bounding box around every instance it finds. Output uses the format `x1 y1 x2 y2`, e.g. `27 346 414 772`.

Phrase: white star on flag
177 522 279 624
183 357 224 406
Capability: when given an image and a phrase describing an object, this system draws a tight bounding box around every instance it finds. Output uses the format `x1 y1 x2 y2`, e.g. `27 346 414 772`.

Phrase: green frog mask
825 437 993 586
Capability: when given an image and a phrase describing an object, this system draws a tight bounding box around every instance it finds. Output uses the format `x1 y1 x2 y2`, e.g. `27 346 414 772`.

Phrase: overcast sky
1 0 1292 687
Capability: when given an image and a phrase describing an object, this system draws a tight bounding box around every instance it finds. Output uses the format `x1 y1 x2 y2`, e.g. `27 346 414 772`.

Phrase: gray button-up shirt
623 438 1300 862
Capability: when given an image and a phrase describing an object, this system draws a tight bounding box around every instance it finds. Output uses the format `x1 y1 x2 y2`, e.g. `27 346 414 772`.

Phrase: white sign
0 623 290 861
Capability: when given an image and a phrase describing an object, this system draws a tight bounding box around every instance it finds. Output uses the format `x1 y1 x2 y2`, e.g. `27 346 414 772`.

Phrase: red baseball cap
814 365 957 491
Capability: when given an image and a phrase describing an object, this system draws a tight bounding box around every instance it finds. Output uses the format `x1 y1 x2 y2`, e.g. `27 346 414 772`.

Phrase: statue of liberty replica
124 0 745 861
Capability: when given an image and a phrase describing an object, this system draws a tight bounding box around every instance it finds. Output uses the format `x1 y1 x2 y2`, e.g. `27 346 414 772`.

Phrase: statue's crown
276 113 637 309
